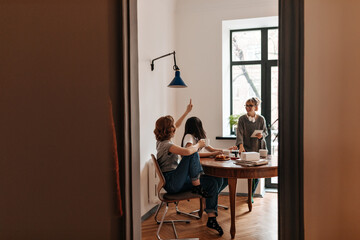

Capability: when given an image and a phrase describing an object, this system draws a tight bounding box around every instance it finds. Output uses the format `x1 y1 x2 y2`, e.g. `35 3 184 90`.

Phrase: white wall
174 0 278 193
137 0 178 216
138 0 278 216
304 1 360 239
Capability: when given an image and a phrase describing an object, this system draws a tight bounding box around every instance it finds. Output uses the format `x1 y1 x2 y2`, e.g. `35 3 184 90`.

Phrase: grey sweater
236 114 268 152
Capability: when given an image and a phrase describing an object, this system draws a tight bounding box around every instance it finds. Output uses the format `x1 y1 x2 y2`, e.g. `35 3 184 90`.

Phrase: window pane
232 65 261 116
232 30 261 61
268 29 278 60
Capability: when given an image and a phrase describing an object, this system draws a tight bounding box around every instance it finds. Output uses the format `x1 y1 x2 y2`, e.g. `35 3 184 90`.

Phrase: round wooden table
200 157 278 239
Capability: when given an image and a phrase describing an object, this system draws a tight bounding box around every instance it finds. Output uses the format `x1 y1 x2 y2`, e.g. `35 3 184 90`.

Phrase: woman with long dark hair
181 116 237 235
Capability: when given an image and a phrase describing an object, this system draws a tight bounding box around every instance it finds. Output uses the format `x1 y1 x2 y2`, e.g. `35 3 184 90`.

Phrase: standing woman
236 97 268 202
154 100 224 235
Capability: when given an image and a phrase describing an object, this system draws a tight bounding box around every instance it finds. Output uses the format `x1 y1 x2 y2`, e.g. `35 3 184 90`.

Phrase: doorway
121 0 304 239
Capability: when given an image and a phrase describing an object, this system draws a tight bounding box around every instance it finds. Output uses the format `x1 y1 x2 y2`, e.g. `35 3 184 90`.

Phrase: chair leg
188 198 227 217
154 202 164 224
156 202 198 240
175 201 201 219
171 218 178 239
156 203 169 240
199 198 204 218
155 202 191 224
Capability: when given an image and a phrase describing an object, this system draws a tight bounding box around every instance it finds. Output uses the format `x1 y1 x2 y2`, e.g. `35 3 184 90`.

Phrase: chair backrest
151 154 166 198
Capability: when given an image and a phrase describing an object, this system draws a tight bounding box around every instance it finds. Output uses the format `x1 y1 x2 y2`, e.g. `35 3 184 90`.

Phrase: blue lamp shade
168 70 187 88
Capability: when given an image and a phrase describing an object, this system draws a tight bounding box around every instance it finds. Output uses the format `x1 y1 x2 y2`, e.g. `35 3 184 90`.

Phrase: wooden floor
142 193 277 240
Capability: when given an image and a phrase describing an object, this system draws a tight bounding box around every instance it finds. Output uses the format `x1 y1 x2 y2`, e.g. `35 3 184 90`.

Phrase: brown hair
154 115 176 141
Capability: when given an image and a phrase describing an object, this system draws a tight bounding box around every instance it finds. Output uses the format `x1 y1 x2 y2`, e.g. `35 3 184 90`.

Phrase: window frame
230 27 278 146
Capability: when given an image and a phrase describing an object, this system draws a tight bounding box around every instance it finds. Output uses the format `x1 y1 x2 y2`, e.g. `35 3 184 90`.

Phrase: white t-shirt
183 134 207 153
183 134 197 146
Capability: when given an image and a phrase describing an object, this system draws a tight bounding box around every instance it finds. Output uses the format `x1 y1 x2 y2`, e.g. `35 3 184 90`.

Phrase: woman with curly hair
154 100 224 236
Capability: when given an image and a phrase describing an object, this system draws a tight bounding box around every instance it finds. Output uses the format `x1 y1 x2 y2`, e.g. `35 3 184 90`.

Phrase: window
230 28 278 142
230 27 278 187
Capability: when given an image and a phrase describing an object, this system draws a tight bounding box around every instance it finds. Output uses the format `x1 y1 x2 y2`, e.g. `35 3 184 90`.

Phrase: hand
198 139 206 148
255 133 263 139
228 145 238 150
239 144 245 152
186 99 193 113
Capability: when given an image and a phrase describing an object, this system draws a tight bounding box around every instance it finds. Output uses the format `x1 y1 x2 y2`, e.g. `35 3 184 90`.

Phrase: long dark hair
181 117 207 147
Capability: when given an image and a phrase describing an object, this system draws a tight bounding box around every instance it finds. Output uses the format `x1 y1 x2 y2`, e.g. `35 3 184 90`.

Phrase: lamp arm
151 51 178 71
172 52 179 71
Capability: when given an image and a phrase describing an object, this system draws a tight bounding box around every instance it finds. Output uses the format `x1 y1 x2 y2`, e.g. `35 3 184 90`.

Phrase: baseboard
265 188 278 193
141 204 159 222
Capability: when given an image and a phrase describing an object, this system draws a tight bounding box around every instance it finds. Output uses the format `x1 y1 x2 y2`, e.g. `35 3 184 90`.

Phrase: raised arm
175 99 193 128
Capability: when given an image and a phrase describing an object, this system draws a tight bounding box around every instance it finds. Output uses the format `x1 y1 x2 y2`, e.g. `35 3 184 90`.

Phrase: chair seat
161 191 202 201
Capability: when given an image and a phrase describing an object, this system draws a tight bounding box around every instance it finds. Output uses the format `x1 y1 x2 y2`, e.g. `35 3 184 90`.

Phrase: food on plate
215 154 227 160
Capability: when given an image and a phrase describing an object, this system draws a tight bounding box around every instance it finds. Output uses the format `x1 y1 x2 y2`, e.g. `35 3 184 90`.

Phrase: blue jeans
199 175 221 215
163 152 204 193
213 177 228 194
163 153 220 215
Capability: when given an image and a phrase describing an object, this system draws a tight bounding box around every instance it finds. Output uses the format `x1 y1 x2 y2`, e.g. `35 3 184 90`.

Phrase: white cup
259 149 268 158
204 138 210 147
223 149 230 156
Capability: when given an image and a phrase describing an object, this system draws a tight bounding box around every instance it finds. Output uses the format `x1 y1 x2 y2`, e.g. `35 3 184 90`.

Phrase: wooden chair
151 154 203 240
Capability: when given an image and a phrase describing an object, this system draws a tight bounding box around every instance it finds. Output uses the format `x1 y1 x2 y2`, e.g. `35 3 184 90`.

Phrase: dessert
215 154 227 160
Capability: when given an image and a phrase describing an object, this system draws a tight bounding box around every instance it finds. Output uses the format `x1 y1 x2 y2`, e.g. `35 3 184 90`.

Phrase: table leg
247 179 252 212
228 178 237 239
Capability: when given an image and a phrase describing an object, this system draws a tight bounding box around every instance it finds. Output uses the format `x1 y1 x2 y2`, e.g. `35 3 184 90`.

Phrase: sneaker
207 217 224 236
191 185 212 198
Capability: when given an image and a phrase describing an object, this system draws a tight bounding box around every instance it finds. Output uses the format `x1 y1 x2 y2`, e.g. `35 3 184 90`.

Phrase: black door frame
278 0 304 239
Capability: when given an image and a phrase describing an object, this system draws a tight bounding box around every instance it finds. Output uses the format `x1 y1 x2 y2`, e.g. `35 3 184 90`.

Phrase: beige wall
0 1 114 239
304 0 360 239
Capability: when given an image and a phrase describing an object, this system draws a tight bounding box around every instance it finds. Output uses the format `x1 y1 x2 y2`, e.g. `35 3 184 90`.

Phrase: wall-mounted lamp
150 51 187 88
